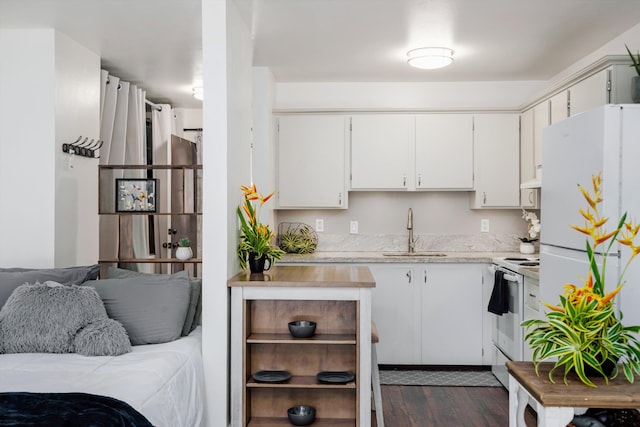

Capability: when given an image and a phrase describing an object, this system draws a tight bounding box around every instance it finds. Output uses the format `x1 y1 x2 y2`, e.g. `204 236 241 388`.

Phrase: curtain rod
145 99 162 112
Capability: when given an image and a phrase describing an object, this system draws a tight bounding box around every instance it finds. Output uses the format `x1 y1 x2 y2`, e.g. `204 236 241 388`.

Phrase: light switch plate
315 219 324 233
350 221 358 234
481 219 490 233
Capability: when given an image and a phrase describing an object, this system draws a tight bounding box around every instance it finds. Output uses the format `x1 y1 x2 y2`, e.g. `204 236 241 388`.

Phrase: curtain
99 71 154 272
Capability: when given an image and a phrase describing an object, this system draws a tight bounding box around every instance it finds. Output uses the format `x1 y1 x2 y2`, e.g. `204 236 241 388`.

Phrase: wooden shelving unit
98 164 202 276
228 266 375 427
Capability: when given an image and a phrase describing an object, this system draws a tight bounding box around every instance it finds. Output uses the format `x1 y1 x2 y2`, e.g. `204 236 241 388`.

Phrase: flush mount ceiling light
407 47 454 70
193 87 203 101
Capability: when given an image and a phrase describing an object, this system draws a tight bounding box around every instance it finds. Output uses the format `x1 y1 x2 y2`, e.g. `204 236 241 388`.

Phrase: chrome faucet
407 208 415 253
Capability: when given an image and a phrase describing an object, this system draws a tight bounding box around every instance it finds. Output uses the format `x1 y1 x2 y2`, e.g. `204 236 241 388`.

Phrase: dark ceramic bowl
288 320 317 338
287 405 316 426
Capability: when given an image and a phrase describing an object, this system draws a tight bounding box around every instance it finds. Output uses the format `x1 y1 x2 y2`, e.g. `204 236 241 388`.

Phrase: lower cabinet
370 263 485 365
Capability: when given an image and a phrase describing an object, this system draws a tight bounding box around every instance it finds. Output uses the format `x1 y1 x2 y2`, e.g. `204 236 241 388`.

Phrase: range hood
520 178 541 189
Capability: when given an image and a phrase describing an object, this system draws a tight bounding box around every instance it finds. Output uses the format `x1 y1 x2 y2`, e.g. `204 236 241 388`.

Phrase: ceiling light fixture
193 87 203 101
407 47 454 70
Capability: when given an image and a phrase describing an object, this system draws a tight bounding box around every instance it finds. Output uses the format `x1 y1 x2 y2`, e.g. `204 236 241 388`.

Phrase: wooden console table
507 361 640 427
228 265 376 427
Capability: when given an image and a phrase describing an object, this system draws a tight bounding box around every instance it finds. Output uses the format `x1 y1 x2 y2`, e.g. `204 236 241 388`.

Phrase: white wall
275 80 546 111
54 31 100 267
0 29 98 268
201 0 253 425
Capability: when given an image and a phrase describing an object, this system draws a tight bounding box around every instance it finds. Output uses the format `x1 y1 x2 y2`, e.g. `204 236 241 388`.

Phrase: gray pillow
87 271 191 345
74 318 132 356
0 281 131 356
105 267 201 336
0 265 100 310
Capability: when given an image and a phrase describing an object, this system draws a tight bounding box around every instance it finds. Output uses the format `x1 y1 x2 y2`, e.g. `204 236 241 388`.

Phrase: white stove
493 256 539 272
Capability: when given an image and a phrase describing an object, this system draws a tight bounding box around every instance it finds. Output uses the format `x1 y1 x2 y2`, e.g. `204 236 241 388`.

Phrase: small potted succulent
176 237 193 260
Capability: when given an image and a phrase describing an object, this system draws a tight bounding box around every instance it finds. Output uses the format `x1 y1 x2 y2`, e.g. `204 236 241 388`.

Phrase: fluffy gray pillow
86 271 191 345
74 318 131 356
0 281 131 356
105 267 201 336
0 265 100 310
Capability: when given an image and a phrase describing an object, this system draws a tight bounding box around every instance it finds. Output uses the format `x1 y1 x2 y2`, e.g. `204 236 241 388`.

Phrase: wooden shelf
247 333 356 345
247 417 355 426
99 164 202 170
98 212 202 216
99 258 202 264
247 376 356 389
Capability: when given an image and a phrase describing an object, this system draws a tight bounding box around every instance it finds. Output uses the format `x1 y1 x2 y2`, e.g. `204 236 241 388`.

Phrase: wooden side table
507 361 640 427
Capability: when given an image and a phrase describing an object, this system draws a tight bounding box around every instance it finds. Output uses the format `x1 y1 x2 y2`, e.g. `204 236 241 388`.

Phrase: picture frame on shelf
115 178 157 213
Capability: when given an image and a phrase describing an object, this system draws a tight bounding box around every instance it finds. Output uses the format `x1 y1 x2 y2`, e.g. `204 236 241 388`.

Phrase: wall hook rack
61 136 102 158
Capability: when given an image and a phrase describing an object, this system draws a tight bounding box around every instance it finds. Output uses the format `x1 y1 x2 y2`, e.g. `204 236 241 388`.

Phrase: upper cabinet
549 90 569 124
276 115 348 209
350 114 473 191
471 114 520 208
350 114 413 190
415 114 474 190
569 64 637 117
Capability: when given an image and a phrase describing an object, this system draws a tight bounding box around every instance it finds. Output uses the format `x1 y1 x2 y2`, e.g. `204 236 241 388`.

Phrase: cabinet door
520 108 535 183
420 264 484 365
550 91 569 124
533 100 549 170
276 115 347 208
569 70 608 117
415 114 473 190
472 114 520 208
351 115 413 190
370 264 421 364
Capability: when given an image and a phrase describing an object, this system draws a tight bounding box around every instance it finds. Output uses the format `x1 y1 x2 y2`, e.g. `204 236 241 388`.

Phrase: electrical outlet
315 219 324 233
481 219 490 233
350 221 359 234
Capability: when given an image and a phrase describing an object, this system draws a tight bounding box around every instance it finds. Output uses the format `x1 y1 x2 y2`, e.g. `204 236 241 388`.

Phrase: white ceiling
2 0 640 108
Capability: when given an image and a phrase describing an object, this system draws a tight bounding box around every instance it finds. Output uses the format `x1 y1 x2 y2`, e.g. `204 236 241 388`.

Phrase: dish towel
487 270 509 315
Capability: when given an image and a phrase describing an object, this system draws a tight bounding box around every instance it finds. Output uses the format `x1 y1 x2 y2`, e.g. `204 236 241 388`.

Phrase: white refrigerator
540 104 640 327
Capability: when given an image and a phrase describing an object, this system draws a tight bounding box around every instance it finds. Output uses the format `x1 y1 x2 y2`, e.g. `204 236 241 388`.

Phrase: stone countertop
280 251 540 280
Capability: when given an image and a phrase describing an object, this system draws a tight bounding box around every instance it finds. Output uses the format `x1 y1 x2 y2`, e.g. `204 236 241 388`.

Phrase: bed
0 265 206 427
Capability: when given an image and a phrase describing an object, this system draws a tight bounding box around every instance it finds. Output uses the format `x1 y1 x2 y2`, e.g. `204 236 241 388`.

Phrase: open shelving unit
228 266 375 427
98 164 202 277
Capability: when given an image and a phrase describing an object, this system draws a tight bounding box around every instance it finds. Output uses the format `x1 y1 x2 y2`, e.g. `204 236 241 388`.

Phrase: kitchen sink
382 252 447 257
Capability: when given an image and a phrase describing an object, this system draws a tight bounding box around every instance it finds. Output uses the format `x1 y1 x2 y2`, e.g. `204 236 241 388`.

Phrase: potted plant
237 183 284 273
522 172 640 387
176 237 193 260
624 44 640 103
519 209 541 254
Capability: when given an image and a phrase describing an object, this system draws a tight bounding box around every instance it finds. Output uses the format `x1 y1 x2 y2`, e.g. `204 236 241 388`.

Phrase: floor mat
379 370 502 387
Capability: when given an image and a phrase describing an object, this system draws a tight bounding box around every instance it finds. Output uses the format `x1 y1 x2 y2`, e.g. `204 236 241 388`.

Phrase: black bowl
287 405 316 426
288 320 317 338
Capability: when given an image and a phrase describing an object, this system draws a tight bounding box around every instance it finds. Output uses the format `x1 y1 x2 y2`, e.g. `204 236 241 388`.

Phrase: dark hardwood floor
373 385 537 426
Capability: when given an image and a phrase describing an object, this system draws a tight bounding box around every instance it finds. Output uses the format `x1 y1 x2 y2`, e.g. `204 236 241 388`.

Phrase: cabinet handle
424 270 427 283
529 191 534 204
483 192 487 204
338 192 342 205
529 293 537 298
406 270 412 283
403 174 406 187
418 173 422 187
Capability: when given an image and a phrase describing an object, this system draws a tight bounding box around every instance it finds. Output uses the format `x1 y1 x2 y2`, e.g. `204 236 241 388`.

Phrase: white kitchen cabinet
569 65 636 117
370 263 485 365
471 114 521 208
350 114 413 190
276 115 348 208
420 264 484 365
519 108 539 208
369 264 421 364
550 91 569 124
415 114 474 190
533 101 549 170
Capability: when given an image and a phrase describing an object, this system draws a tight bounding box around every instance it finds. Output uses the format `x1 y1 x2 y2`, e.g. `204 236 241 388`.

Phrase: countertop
279 251 540 280
227 265 376 288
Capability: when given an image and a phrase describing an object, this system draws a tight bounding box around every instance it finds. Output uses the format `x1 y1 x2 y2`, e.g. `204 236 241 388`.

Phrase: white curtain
151 104 173 273
99 70 153 272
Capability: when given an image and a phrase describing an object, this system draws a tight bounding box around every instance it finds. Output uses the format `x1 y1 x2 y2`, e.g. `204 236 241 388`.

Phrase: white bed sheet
0 326 205 427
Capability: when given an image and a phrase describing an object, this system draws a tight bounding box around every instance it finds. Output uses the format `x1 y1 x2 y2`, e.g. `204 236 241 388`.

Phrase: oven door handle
503 273 520 282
